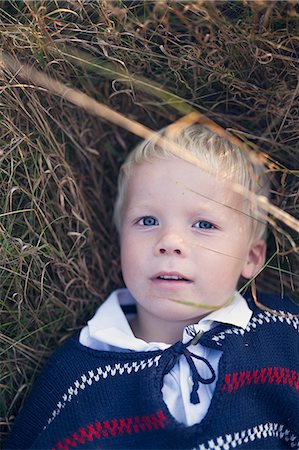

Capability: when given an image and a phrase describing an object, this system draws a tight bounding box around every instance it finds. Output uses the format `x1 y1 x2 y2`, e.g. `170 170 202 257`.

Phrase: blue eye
193 220 215 230
138 216 159 226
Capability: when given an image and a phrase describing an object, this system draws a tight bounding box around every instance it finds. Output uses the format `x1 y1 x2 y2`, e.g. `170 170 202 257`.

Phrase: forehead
125 158 243 213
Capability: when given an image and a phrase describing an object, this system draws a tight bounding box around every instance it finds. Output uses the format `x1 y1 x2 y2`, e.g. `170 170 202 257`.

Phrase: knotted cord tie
162 341 216 405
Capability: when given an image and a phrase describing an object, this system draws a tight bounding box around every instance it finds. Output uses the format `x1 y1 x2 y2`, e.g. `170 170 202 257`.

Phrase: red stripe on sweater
221 367 299 393
51 410 168 450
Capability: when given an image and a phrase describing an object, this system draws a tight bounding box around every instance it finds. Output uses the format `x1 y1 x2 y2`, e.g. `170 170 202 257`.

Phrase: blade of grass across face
160 293 235 311
1 51 299 234
164 252 278 311
55 46 297 176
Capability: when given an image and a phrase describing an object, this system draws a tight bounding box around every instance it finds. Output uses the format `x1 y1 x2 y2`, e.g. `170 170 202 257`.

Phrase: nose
154 231 187 257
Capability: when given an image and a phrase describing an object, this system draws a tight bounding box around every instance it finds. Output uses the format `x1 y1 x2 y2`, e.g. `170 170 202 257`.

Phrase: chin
150 302 207 323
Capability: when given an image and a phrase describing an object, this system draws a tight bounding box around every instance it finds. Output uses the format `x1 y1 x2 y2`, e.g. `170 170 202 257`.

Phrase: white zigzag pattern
194 423 299 450
45 355 161 428
212 310 299 346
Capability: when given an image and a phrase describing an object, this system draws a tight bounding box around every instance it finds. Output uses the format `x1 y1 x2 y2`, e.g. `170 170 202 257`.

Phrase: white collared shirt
80 289 252 426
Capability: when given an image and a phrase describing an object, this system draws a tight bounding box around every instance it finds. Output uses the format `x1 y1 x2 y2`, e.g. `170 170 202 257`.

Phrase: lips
152 272 192 282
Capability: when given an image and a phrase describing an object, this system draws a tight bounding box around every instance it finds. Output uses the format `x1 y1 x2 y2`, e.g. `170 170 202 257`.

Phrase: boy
5 125 299 450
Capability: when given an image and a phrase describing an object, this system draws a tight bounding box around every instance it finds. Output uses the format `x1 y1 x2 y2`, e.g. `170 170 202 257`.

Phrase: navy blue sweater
4 294 299 450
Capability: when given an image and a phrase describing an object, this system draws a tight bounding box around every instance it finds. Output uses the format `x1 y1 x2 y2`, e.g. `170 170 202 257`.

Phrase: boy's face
120 158 265 331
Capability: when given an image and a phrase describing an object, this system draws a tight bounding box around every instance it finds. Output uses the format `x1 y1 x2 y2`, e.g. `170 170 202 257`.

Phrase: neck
129 305 205 345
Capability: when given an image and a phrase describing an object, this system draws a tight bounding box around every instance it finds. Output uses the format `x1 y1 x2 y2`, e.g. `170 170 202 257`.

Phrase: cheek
120 237 141 280
120 242 147 296
200 249 245 282
120 242 132 274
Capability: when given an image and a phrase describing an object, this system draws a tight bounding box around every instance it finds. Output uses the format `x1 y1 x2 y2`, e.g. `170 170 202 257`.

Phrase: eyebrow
126 203 157 213
125 200 219 217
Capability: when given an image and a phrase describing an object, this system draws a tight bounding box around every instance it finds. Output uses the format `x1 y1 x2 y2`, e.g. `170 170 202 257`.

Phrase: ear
241 239 266 279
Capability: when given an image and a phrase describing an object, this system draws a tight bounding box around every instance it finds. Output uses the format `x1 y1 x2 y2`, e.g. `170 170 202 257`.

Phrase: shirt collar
198 291 252 330
87 288 252 351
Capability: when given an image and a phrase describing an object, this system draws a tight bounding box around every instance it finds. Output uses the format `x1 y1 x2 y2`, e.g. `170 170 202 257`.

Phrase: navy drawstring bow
163 341 216 405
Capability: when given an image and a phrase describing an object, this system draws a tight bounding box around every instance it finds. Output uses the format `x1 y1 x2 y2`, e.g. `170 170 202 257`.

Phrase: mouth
152 272 192 283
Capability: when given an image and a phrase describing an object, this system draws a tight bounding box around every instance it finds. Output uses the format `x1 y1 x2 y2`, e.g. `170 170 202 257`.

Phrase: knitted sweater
5 293 299 450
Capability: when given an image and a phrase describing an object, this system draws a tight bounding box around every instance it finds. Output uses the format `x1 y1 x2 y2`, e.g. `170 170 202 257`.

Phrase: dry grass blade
1 52 299 234
1 51 153 140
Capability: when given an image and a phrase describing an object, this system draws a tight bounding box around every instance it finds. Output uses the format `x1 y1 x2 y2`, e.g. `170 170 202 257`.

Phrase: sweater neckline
73 323 233 435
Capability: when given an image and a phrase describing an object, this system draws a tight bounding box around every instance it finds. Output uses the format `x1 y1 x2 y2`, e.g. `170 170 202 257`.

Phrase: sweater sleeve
4 345 70 450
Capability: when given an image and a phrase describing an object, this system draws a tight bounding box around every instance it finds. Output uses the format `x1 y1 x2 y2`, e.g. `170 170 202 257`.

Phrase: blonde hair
113 124 270 241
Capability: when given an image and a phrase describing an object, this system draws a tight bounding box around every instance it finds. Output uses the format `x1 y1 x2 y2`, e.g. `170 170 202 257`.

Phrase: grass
0 0 298 443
